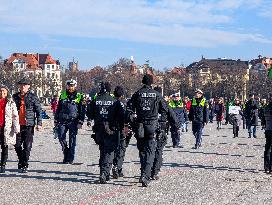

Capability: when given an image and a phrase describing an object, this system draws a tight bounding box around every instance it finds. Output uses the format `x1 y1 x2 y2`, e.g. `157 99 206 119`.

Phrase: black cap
142 74 153 86
114 86 124 98
18 78 31 85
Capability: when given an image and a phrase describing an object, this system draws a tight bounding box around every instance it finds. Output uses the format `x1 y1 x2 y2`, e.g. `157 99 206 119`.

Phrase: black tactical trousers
113 130 127 172
136 121 157 180
15 126 34 168
95 123 118 177
151 128 167 177
233 124 239 137
264 131 272 172
0 128 8 165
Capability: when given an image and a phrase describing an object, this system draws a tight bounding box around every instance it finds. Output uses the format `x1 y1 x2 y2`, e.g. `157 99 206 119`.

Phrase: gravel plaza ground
0 120 271 205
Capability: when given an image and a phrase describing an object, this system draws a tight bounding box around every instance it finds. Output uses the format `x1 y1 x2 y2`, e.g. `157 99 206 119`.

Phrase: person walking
13 78 42 173
130 74 168 187
244 94 259 138
229 98 243 138
168 94 188 148
110 86 128 179
151 86 179 180
0 85 20 173
54 79 85 164
215 97 225 129
188 89 209 149
86 82 116 184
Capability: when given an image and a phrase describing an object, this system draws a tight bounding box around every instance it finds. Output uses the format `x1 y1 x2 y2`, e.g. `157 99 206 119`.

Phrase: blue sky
0 0 271 69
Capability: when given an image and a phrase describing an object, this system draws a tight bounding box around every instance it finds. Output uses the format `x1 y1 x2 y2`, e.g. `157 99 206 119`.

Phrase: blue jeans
57 121 78 162
170 127 181 146
248 125 257 137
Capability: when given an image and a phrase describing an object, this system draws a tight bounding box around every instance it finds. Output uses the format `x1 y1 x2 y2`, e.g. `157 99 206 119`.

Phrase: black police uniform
87 92 116 183
54 90 85 164
151 103 179 179
109 98 127 178
188 97 209 149
130 85 168 186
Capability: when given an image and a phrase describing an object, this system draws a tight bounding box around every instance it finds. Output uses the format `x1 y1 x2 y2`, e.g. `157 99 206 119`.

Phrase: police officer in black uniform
86 82 116 184
54 79 85 164
151 86 179 180
130 74 168 187
110 86 128 179
188 89 209 149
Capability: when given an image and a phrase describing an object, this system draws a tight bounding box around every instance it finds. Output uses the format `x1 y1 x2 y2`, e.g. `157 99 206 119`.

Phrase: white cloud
0 0 270 47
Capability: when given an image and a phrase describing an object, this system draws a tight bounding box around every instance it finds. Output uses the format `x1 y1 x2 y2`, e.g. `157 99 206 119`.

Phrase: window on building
52 73 55 78
15 64 19 68
47 73 50 78
52 65 54 69
21 64 23 68
47 65 50 69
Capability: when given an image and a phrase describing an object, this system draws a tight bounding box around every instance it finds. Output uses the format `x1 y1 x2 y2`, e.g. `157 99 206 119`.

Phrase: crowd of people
0 74 272 188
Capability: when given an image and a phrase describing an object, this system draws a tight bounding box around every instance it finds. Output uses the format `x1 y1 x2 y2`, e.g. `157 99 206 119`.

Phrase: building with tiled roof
5 53 62 101
187 57 249 99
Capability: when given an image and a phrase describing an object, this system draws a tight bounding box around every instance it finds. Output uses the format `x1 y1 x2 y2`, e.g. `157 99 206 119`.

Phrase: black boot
0 164 5 173
118 169 124 177
112 166 119 179
63 147 69 164
99 173 107 184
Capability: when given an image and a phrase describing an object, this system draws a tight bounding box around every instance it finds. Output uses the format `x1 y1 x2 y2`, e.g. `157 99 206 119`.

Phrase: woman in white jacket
0 85 20 173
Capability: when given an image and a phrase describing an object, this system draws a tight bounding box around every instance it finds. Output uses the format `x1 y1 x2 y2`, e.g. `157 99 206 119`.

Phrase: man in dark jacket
130 74 168 187
13 78 42 173
151 86 179 180
245 94 259 138
54 79 85 164
86 82 116 184
188 89 208 149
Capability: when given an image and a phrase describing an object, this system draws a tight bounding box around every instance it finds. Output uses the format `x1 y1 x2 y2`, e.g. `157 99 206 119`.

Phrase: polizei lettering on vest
96 101 114 106
141 93 156 98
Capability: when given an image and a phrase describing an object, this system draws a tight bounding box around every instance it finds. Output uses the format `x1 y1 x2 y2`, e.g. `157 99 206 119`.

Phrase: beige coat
3 98 20 145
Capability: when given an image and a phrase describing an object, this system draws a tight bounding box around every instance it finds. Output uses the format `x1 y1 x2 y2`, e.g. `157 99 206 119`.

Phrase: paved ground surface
1 119 271 205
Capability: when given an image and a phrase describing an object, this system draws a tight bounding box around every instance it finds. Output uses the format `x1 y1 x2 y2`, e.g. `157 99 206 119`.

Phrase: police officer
110 86 127 179
188 89 208 149
151 86 179 180
264 96 272 174
86 82 116 184
168 94 188 148
130 74 168 187
54 79 85 164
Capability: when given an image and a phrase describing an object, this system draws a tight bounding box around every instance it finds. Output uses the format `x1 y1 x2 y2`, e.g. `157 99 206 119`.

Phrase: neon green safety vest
169 100 183 108
60 90 83 104
192 98 206 107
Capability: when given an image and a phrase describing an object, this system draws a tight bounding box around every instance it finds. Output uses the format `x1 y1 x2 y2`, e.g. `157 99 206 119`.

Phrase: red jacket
0 98 7 127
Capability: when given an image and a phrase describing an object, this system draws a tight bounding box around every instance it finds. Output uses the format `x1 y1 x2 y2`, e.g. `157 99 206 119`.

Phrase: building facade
5 53 62 102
